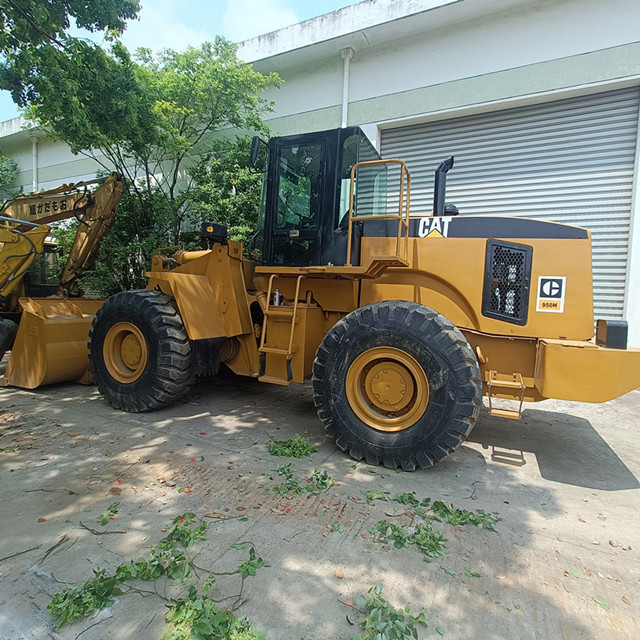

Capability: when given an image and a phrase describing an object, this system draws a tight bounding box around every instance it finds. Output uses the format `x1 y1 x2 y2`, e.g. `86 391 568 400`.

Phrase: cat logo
537 276 566 313
418 217 451 238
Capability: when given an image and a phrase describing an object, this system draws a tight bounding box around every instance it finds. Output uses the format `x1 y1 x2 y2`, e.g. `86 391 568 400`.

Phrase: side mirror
250 136 266 171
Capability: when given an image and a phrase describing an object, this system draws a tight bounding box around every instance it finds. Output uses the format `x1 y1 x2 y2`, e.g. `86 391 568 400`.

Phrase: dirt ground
0 368 639 640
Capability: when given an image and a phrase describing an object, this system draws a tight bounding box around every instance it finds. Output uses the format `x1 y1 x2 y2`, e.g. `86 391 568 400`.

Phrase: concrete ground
0 367 638 640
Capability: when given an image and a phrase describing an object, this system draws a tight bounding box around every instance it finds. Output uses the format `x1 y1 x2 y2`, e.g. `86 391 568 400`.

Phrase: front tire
89 290 193 412
312 301 481 470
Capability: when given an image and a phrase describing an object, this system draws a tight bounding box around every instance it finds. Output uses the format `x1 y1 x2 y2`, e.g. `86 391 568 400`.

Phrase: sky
0 0 362 122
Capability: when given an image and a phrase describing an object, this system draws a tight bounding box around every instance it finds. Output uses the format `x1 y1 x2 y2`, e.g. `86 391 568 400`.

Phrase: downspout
340 47 354 128
31 134 39 193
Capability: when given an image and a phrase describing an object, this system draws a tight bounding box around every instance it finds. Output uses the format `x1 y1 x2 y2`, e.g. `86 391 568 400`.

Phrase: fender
146 271 227 340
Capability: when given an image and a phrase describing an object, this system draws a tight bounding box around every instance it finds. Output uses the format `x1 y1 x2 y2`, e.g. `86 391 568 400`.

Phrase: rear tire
89 290 193 412
312 301 481 470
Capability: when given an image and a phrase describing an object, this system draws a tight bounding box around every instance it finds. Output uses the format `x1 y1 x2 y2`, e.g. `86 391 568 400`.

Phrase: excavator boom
0 173 124 384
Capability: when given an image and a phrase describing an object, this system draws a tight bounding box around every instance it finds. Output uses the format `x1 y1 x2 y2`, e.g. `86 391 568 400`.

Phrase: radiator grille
482 240 533 325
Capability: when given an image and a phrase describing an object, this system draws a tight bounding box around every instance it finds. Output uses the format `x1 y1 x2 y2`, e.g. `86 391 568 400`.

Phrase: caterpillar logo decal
537 276 566 313
418 217 451 238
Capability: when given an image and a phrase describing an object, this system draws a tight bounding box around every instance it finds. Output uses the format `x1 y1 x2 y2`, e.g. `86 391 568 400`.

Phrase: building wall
0 119 105 193
253 0 640 138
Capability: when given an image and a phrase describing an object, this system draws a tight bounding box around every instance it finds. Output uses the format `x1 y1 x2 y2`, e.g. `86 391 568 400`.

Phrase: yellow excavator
3 128 640 469
0 173 123 385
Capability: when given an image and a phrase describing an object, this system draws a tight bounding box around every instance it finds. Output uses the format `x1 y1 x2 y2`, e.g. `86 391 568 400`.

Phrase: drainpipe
340 47 354 128
31 134 39 193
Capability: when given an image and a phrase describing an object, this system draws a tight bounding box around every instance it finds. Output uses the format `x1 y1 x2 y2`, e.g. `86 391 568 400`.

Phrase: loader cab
23 242 61 297
253 127 383 267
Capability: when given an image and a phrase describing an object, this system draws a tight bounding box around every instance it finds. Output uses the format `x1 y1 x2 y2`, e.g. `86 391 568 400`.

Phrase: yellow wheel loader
0 173 123 386
80 127 640 470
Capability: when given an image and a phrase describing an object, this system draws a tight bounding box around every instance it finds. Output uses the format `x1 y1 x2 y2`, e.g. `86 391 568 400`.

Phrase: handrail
346 158 411 267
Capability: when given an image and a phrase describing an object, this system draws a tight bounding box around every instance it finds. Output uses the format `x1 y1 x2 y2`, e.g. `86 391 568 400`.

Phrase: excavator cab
253 127 385 267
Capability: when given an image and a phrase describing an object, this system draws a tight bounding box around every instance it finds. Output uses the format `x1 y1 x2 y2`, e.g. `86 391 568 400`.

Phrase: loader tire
0 319 18 361
312 301 481 470
89 290 193 412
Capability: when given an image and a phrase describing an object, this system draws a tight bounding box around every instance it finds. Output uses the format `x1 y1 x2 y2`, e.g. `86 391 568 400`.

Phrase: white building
2 0 639 343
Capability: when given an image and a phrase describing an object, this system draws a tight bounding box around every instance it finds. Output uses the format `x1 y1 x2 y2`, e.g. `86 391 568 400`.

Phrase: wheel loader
0 173 123 386
4 128 640 470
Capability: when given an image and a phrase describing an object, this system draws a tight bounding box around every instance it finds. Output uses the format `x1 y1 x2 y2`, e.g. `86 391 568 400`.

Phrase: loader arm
0 220 51 302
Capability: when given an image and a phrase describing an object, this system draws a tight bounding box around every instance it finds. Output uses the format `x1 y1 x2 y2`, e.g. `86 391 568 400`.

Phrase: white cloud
223 0 298 42
120 1 212 52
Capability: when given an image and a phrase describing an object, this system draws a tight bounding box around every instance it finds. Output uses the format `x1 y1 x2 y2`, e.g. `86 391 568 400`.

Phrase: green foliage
352 584 427 640
0 0 140 108
363 491 497 530
48 568 123 628
0 152 18 201
78 188 174 295
373 521 410 549
269 463 334 496
369 498 497 562
97 501 121 526
163 513 210 548
187 138 262 243
431 501 498 532
270 463 300 495
267 434 318 458
364 490 389 503
47 512 264 632
372 520 445 562
411 524 447 562
233 544 269 580
162 586 266 640
392 493 431 511
306 469 335 493
16 32 279 294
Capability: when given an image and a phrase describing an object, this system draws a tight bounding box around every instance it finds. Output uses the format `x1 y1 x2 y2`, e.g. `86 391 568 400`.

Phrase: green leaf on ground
593 598 610 611
268 434 317 458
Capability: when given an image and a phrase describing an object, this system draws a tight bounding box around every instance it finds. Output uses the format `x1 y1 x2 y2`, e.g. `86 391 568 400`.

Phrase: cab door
263 133 330 267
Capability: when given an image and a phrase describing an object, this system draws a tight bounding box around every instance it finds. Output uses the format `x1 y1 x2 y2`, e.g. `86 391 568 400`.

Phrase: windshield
276 143 323 230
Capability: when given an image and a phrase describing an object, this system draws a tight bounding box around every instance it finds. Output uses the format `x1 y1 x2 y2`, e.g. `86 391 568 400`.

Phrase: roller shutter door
380 87 640 319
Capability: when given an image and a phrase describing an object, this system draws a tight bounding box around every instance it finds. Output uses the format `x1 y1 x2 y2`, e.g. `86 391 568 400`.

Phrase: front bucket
0 297 104 389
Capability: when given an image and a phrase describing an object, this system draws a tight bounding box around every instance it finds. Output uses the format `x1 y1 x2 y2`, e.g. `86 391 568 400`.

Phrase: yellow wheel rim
346 346 429 432
103 322 148 383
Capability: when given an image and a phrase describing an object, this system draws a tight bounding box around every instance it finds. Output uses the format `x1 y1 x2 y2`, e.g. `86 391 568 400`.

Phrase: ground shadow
469 406 639 491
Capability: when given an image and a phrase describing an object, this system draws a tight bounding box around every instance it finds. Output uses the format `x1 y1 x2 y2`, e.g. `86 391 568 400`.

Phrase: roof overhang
238 0 539 71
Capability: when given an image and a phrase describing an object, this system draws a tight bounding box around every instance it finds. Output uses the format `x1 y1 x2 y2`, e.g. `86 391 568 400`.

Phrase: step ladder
258 274 304 385
486 370 526 420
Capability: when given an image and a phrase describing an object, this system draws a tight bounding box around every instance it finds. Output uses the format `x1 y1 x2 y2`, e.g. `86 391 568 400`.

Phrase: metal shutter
380 87 640 319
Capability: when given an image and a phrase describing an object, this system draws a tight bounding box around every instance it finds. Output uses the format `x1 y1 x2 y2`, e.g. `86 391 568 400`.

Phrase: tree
188 136 264 246
28 37 279 294
0 0 141 106
0 151 18 201
2 3 279 294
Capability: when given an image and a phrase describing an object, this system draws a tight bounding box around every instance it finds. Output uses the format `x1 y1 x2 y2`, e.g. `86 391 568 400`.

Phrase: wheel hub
366 363 414 411
346 346 429 432
121 334 143 368
103 322 148 383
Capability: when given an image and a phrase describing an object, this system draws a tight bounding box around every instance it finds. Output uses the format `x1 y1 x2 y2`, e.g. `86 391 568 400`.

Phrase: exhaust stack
433 156 454 217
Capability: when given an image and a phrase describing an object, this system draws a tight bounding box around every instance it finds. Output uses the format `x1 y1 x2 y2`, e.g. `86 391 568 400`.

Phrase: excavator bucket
0 297 103 389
